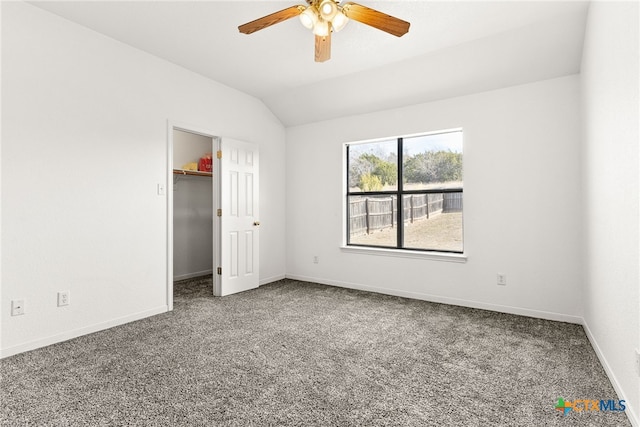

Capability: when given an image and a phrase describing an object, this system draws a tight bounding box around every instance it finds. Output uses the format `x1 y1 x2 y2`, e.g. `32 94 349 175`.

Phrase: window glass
402 132 463 251
348 195 397 247
403 132 463 191
402 193 464 252
348 139 398 192
346 130 463 254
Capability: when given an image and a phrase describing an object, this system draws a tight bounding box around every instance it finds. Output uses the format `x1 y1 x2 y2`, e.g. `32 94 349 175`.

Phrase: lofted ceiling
29 1 589 127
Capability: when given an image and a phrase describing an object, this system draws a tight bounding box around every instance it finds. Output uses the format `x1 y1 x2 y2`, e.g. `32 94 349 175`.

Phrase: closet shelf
173 169 212 177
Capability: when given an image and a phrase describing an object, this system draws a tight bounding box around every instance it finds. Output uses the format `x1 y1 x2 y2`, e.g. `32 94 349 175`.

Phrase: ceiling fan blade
238 5 305 35
341 2 410 37
315 33 331 62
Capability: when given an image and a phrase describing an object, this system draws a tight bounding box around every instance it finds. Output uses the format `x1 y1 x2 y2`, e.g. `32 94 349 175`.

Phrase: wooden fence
349 192 462 236
443 192 463 213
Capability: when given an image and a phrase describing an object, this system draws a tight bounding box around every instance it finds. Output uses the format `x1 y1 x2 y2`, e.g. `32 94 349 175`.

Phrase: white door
214 138 259 296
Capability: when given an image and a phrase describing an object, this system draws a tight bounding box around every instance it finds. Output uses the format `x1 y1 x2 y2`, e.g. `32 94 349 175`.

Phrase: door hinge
217 267 222 275
217 209 222 217
216 150 222 159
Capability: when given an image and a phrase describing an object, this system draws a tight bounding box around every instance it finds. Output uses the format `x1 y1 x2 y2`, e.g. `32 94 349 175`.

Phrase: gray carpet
0 278 631 426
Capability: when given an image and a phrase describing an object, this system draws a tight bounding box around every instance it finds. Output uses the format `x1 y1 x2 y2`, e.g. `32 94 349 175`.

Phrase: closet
169 127 260 299
172 129 215 281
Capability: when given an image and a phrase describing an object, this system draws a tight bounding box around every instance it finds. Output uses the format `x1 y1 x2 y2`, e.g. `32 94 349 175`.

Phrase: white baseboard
582 319 639 427
285 274 583 324
260 274 286 286
1 305 168 359
173 269 213 281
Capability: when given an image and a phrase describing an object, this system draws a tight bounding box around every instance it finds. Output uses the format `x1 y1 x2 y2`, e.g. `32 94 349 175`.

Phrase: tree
404 150 462 185
349 153 397 190
349 155 373 188
359 153 397 186
359 173 383 191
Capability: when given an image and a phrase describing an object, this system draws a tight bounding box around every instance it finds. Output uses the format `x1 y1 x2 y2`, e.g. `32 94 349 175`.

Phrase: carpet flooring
0 277 631 426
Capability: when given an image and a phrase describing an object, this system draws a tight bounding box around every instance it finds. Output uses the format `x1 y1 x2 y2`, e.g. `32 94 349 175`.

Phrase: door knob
253 221 260 226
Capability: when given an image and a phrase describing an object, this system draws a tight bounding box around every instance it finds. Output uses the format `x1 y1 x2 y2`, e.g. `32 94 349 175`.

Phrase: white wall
172 130 214 281
581 1 639 423
1 2 286 357
286 75 583 322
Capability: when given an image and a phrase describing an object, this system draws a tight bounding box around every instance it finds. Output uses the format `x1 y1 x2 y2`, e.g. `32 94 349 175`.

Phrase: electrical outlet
313 256 319 264
497 273 507 286
57 291 70 307
11 299 25 316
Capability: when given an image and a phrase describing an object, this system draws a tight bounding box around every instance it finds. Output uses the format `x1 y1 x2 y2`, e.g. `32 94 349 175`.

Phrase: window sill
340 245 467 263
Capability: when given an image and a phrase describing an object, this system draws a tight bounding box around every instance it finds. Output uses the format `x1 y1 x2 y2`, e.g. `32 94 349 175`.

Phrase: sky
404 131 463 155
348 130 463 159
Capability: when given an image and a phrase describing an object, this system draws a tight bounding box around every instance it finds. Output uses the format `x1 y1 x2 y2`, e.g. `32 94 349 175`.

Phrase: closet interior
172 129 215 283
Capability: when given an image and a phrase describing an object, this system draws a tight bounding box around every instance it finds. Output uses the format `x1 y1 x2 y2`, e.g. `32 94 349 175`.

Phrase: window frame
344 129 464 256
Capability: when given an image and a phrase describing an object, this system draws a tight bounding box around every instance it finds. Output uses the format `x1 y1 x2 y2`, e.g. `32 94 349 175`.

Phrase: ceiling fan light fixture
331 10 349 32
299 6 318 30
313 19 330 37
319 0 338 21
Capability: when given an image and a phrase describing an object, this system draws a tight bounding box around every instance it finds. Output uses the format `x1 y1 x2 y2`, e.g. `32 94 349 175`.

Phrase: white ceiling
29 0 589 127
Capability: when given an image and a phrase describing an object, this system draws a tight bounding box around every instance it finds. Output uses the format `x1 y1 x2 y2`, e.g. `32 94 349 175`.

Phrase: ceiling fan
238 0 410 63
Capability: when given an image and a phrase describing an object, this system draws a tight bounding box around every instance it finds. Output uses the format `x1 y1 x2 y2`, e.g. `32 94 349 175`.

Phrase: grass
349 212 463 252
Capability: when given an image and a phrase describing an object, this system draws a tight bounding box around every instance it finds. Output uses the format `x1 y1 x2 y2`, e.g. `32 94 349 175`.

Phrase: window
346 130 463 253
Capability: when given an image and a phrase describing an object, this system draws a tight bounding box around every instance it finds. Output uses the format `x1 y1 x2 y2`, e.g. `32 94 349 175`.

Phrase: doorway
167 123 261 309
167 124 218 310
172 129 214 281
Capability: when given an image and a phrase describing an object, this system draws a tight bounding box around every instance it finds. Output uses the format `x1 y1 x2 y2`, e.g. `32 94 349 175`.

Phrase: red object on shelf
198 153 212 172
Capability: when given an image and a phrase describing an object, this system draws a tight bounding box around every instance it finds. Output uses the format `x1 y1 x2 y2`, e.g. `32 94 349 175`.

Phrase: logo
555 398 626 416
555 398 572 416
